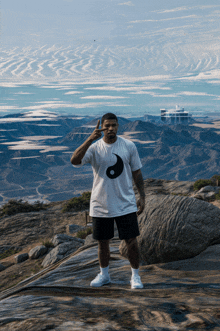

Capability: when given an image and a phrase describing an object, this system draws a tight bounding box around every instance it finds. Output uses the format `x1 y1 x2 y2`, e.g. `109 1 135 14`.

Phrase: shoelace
97 273 108 279
132 275 141 282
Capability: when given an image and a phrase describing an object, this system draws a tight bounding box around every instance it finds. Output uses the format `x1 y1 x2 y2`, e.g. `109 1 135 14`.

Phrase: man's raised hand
89 120 107 142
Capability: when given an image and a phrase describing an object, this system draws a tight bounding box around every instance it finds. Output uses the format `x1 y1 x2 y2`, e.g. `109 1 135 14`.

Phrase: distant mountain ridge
0 113 220 205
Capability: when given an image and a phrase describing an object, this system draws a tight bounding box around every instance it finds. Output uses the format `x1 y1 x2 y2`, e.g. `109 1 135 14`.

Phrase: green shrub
40 239 54 249
211 175 220 185
193 179 213 191
0 248 19 260
0 199 47 217
215 192 220 200
76 227 93 239
62 191 91 213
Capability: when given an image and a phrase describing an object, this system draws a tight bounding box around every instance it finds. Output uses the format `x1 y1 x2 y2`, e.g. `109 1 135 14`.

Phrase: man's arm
71 119 107 165
132 169 145 198
132 169 145 215
71 137 93 165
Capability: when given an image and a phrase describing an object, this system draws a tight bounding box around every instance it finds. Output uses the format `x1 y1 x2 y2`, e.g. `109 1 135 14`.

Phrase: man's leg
125 237 143 289
125 237 139 269
90 239 111 287
98 239 110 268
90 219 112 287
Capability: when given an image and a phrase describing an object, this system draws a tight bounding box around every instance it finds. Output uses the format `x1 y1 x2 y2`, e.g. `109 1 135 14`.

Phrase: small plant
8 274 19 279
0 248 19 260
215 192 220 200
40 239 54 249
76 227 93 239
31 263 44 273
211 175 220 186
193 179 213 191
62 191 91 213
0 199 47 217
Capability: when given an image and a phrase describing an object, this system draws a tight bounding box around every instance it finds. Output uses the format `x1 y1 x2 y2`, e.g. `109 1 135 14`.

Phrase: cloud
20 136 62 140
155 5 220 14
130 15 198 24
80 96 127 99
156 7 188 14
180 70 220 81
178 91 214 96
208 80 220 84
118 1 134 6
1 136 68 152
23 110 58 117
0 105 17 112
129 91 156 96
21 102 129 110
14 92 34 95
85 84 171 92
153 94 178 98
64 91 82 95
0 118 55 123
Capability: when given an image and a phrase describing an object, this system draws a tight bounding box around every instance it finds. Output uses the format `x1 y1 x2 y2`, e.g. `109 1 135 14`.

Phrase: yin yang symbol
106 153 124 179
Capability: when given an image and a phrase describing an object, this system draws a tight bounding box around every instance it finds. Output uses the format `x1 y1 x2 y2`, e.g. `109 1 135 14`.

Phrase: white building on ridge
160 105 191 124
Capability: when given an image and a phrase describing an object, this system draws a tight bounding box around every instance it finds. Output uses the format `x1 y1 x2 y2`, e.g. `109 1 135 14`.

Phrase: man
71 113 145 289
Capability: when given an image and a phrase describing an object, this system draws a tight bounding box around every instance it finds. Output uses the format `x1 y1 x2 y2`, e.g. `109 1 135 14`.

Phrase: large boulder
119 194 220 264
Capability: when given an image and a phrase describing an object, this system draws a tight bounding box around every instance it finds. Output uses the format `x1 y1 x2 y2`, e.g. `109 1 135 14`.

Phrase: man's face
101 119 119 140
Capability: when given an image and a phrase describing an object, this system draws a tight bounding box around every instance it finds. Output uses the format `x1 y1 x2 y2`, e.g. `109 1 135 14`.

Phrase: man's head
101 113 119 143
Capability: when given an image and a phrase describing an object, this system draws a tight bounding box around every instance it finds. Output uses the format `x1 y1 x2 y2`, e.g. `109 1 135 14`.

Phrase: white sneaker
90 273 111 287
130 274 144 289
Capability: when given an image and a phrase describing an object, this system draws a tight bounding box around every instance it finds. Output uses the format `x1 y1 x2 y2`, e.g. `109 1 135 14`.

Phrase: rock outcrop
1 179 220 330
66 224 84 234
0 263 5 272
119 194 220 264
28 245 48 259
14 253 29 264
42 235 84 268
193 185 220 201
51 234 84 246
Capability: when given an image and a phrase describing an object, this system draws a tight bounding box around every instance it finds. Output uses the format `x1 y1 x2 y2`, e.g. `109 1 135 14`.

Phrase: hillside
1 114 220 206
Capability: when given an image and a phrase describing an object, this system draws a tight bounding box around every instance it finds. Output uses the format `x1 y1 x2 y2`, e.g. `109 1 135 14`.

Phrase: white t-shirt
73 136 142 217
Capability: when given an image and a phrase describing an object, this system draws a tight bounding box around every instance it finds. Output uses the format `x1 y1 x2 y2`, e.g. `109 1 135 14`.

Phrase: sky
0 0 220 117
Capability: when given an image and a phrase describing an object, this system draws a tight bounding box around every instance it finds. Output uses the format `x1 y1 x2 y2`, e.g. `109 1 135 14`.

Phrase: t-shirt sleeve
130 143 142 171
72 145 93 168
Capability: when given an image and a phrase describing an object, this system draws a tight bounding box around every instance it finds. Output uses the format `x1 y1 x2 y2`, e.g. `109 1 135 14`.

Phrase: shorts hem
92 235 114 241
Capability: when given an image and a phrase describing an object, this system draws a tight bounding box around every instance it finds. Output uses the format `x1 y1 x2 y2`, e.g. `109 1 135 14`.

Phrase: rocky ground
1 179 220 330
0 202 89 292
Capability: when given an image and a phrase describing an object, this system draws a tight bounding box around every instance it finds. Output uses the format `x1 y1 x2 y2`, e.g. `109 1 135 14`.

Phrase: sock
100 265 109 276
131 267 139 277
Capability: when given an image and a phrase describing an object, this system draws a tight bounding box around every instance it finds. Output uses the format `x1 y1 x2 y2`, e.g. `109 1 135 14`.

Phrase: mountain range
0 113 220 205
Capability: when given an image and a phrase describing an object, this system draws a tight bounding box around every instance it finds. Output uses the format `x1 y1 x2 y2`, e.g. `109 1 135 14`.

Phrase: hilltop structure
161 105 191 124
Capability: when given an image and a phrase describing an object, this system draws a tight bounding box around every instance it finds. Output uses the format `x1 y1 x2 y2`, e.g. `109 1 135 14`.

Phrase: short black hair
101 113 118 126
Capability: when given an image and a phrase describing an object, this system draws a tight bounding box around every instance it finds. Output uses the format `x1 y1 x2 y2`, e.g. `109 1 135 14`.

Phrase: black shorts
92 212 140 241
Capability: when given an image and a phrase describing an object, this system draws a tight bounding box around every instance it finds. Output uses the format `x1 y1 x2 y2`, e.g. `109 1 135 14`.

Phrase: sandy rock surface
1 240 220 330
1 179 220 330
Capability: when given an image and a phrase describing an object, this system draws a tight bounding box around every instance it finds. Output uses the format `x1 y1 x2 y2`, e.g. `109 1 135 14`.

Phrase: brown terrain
0 203 89 292
1 179 220 330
